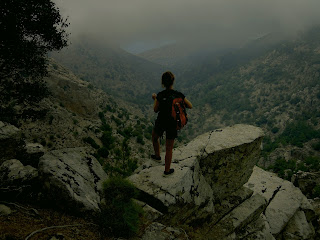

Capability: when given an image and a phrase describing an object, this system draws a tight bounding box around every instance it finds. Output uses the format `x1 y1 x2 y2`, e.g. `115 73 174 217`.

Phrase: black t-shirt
156 89 185 123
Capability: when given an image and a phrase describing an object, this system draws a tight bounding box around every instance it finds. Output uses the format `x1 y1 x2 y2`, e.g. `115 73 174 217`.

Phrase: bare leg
152 129 160 158
165 138 175 172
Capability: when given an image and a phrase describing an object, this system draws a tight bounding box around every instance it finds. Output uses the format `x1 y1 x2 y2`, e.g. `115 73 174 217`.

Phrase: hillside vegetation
50 27 320 175
175 27 320 169
51 37 165 105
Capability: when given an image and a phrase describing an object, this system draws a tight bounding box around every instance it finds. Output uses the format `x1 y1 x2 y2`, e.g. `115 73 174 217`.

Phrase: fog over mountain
54 0 320 52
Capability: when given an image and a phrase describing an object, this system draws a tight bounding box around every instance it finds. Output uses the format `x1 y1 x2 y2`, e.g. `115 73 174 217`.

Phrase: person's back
151 71 192 175
156 89 185 126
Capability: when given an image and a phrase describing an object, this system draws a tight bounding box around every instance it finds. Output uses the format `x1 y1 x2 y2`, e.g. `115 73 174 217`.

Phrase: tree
0 0 69 123
0 0 69 81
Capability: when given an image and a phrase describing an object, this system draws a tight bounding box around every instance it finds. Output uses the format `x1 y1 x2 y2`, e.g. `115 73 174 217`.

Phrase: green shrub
312 141 320 151
136 135 145 145
100 131 115 148
99 177 143 238
104 140 138 177
98 147 109 158
271 127 279 134
270 158 296 180
83 137 99 149
312 185 320 198
305 156 320 171
49 115 54 125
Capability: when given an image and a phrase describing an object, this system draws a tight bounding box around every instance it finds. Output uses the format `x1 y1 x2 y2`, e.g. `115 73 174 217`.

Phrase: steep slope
16 59 156 176
182 27 320 170
50 36 165 105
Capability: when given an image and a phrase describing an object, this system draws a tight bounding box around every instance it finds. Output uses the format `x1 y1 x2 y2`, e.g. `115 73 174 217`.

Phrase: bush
100 131 115 148
98 147 109 158
269 158 296 180
83 137 99 149
312 141 320 151
136 135 145 145
99 177 143 238
312 185 320 198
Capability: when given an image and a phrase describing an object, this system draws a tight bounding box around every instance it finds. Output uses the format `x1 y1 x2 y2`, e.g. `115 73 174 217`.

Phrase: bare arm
184 98 193 109
152 93 159 112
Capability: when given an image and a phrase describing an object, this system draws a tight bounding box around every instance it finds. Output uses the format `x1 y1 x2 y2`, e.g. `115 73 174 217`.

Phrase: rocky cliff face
129 124 318 239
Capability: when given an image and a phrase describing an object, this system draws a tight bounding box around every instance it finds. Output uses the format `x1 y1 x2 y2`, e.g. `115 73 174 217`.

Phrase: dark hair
161 71 175 88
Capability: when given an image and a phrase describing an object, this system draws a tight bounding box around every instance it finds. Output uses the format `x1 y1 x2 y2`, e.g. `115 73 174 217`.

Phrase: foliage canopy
0 0 69 81
0 0 69 123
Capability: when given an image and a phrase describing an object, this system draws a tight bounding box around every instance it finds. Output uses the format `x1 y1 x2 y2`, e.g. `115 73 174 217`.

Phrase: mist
54 0 320 53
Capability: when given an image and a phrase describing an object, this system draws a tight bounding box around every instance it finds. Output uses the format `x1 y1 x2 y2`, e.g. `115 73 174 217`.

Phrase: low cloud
54 0 320 51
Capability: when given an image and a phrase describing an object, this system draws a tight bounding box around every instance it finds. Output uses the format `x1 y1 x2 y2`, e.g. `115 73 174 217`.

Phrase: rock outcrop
130 124 264 211
245 166 316 239
0 159 38 199
38 147 108 213
129 125 317 239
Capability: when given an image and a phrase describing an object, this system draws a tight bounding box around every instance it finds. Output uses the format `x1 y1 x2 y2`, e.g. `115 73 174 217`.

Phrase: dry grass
0 203 111 240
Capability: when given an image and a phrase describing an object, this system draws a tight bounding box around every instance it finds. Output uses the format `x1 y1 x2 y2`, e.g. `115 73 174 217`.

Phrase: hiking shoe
151 155 161 161
164 169 174 175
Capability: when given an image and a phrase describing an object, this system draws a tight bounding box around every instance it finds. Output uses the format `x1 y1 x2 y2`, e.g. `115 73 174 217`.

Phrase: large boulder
38 148 108 213
0 159 38 186
0 159 38 199
129 124 264 211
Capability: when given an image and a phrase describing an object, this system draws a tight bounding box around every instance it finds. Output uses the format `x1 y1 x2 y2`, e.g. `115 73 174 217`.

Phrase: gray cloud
54 0 320 52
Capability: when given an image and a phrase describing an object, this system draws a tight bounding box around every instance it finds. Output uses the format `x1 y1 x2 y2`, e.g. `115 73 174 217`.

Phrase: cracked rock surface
38 147 108 213
244 166 316 238
129 124 264 211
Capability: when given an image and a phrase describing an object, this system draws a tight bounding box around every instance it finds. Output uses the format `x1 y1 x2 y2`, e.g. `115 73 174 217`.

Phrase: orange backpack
171 98 188 130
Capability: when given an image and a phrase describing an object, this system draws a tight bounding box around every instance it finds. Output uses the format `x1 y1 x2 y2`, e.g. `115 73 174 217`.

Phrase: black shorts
154 118 177 140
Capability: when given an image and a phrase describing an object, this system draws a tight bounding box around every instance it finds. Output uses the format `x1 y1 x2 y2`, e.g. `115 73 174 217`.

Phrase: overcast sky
54 0 320 53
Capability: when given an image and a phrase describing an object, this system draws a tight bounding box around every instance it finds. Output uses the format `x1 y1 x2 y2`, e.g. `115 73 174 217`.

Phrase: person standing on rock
151 71 192 175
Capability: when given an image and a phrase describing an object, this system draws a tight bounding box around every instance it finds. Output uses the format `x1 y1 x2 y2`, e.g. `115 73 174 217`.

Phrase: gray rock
244 166 315 237
22 143 45 168
0 121 20 141
38 147 108 213
0 121 24 164
282 210 315 240
0 204 12 216
129 125 264 212
0 159 38 187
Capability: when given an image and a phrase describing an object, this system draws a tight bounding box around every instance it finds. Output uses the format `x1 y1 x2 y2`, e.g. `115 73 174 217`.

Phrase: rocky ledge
129 124 317 239
129 124 264 212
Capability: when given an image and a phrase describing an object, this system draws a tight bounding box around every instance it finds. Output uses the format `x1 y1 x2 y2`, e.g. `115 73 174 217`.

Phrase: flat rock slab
130 125 264 212
38 147 108 213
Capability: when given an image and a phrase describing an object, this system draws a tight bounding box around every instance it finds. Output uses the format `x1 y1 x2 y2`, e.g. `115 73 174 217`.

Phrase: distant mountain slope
181 27 320 168
15 59 157 174
138 42 200 66
50 37 165 105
